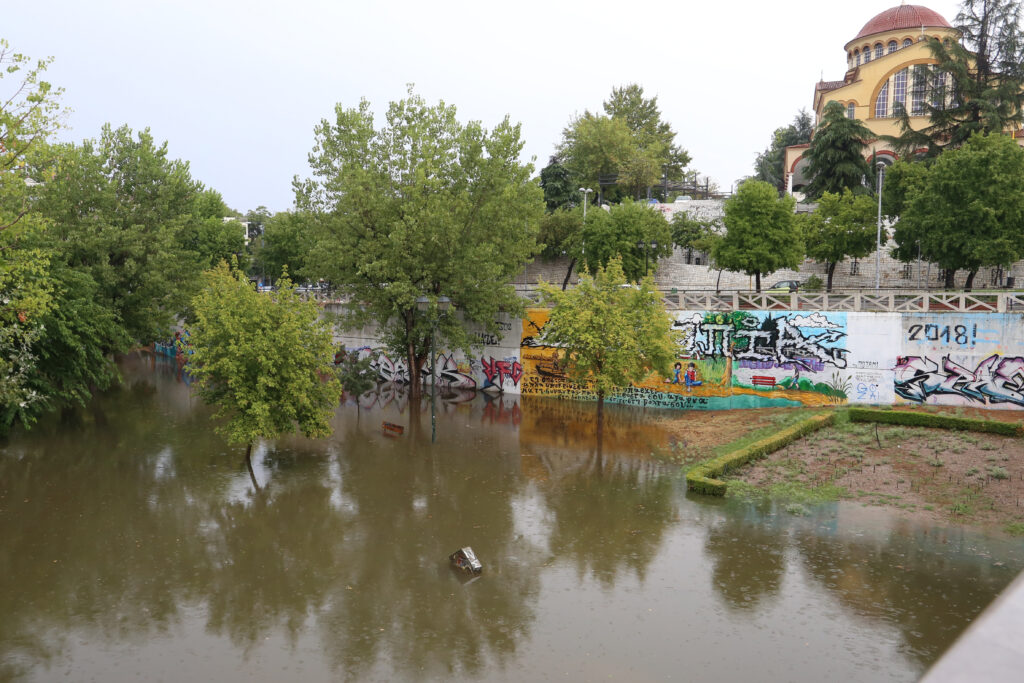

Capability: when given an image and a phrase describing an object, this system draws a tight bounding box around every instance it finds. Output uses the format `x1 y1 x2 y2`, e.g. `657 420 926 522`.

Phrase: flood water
2 354 1022 682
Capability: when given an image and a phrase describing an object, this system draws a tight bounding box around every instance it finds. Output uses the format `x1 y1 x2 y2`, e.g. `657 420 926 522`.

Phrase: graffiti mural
480 356 523 393
434 353 477 390
895 354 1024 407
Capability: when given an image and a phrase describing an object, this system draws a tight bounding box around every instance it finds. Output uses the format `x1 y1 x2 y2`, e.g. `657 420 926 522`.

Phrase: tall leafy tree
712 179 802 291
753 109 813 192
537 207 583 290
538 257 677 433
796 189 880 291
803 101 873 199
557 113 641 199
892 133 1024 289
296 87 544 401
187 261 340 485
577 199 672 282
0 40 62 434
889 0 1024 157
603 84 691 179
254 210 314 284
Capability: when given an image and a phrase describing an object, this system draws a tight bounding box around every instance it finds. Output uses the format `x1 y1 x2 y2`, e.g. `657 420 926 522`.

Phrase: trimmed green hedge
848 407 1023 436
686 413 835 496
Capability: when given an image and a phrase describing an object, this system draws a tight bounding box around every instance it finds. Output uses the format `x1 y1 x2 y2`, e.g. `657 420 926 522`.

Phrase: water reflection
1 354 1022 682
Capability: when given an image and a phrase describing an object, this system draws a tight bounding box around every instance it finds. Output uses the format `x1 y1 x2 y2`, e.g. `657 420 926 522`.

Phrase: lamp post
636 240 659 277
580 187 593 260
876 161 885 290
415 294 451 443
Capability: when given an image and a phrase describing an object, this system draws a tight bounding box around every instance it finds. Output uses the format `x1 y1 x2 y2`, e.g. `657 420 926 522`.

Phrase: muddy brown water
1 353 1022 682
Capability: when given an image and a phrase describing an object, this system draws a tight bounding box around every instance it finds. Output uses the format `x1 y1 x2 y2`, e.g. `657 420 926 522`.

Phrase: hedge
686 413 836 496
848 407 1023 436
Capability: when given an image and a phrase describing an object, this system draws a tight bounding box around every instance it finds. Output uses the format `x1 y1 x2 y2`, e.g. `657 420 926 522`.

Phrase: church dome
853 4 951 41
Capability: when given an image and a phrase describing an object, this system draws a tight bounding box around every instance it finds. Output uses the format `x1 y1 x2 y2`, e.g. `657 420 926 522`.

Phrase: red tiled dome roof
854 5 950 40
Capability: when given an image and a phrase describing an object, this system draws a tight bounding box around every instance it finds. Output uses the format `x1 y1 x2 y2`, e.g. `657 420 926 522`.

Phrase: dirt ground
658 406 1024 533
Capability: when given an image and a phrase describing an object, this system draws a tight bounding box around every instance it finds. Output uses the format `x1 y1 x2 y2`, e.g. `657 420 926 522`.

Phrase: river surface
1 353 1022 682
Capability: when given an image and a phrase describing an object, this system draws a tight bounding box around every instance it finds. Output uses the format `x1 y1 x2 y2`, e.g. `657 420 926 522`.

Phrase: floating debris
449 547 483 575
382 421 404 436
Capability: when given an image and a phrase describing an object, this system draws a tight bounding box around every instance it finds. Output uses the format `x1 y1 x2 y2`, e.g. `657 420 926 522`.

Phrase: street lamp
415 294 451 443
636 240 659 277
876 161 886 290
579 187 593 222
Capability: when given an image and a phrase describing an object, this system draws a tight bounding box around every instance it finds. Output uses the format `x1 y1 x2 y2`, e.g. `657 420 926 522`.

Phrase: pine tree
804 101 873 199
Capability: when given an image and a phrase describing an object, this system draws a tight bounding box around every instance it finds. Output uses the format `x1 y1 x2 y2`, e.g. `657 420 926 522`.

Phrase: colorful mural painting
333 309 1024 411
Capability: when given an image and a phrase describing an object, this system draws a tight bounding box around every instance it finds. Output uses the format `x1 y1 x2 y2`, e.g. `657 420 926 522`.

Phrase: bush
802 274 824 292
686 413 835 496
848 407 1022 436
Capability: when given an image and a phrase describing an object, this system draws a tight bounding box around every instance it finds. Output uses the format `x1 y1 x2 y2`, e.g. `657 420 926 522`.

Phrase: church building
784 4 963 195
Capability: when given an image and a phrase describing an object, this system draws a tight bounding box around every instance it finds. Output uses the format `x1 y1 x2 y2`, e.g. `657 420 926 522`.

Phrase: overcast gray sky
5 0 963 213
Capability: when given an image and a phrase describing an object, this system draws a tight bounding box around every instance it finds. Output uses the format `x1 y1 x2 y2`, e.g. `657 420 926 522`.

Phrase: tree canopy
712 179 802 291
538 257 678 430
753 109 813 192
803 101 873 199
891 133 1024 289
888 0 1024 157
796 189 880 291
577 200 672 282
296 87 544 400
187 262 340 480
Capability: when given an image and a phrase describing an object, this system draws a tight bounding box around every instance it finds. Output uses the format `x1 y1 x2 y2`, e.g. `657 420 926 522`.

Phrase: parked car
674 195 692 203
766 280 801 293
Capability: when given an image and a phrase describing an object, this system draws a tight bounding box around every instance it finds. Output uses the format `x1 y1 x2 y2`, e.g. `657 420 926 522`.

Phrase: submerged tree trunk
406 309 422 403
596 390 605 443
964 270 977 292
562 257 577 290
244 442 260 491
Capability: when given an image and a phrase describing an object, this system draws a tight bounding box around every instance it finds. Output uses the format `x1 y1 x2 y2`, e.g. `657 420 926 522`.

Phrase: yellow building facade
785 4 961 194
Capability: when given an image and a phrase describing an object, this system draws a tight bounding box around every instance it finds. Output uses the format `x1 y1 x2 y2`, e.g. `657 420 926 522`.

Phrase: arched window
848 102 856 119
876 80 889 117
863 45 871 62
931 71 947 109
903 38 912 48
888 40 898 53
874 43 884 59
893 68 908 115
855 49 861 66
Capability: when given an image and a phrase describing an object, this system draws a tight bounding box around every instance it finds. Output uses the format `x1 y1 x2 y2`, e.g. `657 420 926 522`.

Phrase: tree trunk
755 272 762 292
596 390 604 442
406 309 422 403
562 257 576 290
964 270 977 292
944 269 956 290
244 442 260 491
826 261 837 293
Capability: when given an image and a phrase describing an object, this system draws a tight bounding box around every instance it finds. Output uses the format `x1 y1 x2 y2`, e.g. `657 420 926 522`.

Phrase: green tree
713 180 802 291
0 40 63 434
889 0 1024 156
879 158 930 218
182 188 245 269
296 87 544 401
557 113 640 199
254 210 313 284
577 200 672 281
537 207 583 290
753 109 813 192
892 133 1024 289
187 261 341 484
603 84 691 181
670 211 720 256
804 101 873 199
797 190 880 291
538 258 677 432
539 158 580 211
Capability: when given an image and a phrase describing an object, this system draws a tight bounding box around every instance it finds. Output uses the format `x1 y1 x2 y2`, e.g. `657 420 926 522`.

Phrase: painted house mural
331 306 1024 411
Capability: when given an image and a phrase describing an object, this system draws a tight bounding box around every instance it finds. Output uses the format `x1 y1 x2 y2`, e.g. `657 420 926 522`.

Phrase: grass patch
1005 522 1024 536
989 466 1009 480
687 413 835 496
726 478 848 505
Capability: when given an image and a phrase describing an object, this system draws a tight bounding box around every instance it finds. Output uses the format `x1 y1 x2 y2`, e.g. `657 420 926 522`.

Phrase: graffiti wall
333 306 1024 411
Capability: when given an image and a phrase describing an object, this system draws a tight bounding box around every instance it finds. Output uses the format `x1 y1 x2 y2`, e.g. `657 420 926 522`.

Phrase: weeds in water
785 503 809 516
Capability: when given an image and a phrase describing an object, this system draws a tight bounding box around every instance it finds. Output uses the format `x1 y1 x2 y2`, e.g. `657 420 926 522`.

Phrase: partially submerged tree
713 180 802 291
892 133 1024 289
803 101 873 199
538 258 677 434
187 262 340 486
797 190 880 291
297 87 544 402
